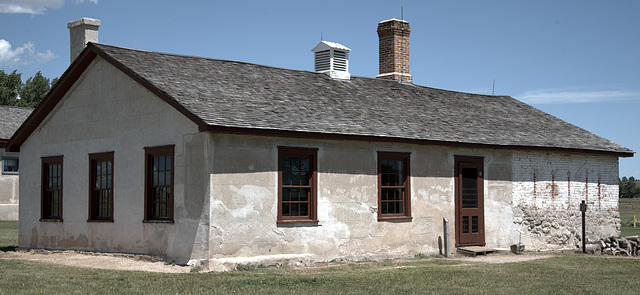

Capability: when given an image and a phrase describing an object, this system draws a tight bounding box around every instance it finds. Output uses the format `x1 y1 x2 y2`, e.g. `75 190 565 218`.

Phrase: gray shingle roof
0 105 32 141
93 43 632 156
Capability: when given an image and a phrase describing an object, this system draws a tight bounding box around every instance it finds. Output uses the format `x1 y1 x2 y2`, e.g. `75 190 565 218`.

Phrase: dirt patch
0 249 191 273
0 249 558 273
451 252 555 264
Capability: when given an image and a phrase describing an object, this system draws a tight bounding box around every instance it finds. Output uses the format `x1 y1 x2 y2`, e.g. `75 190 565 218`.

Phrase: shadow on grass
0 245 17 252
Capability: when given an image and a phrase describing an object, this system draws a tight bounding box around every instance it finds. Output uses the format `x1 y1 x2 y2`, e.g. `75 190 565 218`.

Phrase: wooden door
455 156 485 246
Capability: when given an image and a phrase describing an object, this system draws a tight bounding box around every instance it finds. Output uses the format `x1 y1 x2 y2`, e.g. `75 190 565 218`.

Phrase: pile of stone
584 236 640 256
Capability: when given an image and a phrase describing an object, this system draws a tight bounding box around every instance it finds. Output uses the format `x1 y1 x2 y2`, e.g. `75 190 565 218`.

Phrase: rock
585 243 601 254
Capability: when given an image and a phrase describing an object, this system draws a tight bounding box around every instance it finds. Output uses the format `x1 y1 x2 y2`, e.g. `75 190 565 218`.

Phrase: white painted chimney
67 17 101 63
311 41 351 80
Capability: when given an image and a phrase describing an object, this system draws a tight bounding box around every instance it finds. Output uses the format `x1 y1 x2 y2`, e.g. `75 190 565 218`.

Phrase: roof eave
4 46 98 153
4 43 209 152
204 125 635 158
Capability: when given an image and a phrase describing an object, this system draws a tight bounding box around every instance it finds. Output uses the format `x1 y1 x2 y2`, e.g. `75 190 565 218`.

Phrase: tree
0 70 23 106
619 176 640 198
18 71 51 107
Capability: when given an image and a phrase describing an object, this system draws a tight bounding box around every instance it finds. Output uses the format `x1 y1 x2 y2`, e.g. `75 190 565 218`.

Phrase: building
4 18 633 269
0 105 33 220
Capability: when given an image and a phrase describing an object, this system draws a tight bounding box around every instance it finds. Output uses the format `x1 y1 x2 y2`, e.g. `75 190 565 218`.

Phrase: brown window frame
41 156 64 221
377 152 412 221
277 146 318 224
144 145 175 222
88 152 114 222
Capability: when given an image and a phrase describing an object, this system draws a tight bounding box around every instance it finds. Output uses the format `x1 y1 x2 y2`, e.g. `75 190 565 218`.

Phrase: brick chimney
376 18 412 83
67 17 101 63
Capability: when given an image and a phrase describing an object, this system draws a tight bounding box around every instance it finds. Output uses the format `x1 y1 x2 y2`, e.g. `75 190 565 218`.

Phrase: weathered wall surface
512 151 620 249
0 149 20 220
207 134 520 267
18 57 210 264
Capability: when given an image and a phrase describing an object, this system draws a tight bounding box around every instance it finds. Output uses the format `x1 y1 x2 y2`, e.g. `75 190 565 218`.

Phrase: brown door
455 156 485 246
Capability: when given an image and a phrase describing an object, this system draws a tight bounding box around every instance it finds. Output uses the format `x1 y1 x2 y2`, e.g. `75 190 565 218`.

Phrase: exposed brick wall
511 151 620 248
512 151 619 212
376 19 412 83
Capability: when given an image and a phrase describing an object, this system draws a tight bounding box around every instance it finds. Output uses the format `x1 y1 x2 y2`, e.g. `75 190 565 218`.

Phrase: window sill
277 219 319 226
87 219 114 223
1 172 18 175
39 219 63 222
143 219 174 224
378 216 413 222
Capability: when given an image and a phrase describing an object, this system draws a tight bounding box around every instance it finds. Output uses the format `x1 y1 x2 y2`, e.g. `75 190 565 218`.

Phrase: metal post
443 217 450 258
580 200 587 253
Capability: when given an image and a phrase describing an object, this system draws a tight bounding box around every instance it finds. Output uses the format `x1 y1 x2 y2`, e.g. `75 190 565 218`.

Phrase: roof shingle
66 44 639 156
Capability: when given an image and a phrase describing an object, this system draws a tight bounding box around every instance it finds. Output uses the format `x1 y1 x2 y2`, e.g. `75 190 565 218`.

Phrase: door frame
454 155 485 247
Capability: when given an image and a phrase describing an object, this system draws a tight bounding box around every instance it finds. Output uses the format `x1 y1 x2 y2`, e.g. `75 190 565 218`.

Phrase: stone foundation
514 206 620 249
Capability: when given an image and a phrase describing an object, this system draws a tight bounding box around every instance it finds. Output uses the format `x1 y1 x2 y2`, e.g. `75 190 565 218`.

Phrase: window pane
300 158 309 172
158 172 165 186
300 172 309 186
300 203 308 216
300 188 309 202
165 156 171 170
158 156 165 171
291 188 299 201
283 157 291 172
283 171 291 185
153 156 159 171
292 172 300 185
282 188 290 201
282 203 290 216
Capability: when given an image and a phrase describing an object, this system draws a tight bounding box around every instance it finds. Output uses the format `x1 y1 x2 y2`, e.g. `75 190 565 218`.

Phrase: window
42 156 63 220
144 145 174 222
377 152 411 220
278 147 318 223
2 156 19 175
89 152 114 221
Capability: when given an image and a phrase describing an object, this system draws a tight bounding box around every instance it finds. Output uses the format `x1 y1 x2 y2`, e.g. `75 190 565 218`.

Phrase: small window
42 156 63 221
2 156 19 175
377 152 411 221
278 147 318 223
89 152 114 221
144 145 174 222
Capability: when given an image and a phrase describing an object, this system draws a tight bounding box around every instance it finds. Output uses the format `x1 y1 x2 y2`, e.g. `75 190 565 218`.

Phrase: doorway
455 155 485 246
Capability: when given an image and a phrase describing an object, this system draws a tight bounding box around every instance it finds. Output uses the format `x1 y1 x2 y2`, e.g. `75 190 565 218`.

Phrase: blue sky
1 0 639 177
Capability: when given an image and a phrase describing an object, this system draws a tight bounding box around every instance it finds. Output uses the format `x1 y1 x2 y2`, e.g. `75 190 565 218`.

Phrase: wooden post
580 200 587 253
443 217 450 258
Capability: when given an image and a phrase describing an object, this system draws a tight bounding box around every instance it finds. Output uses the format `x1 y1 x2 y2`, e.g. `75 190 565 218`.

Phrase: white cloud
0 39 56 67
0 0 98 15
0 0 63 14
517 88 640 104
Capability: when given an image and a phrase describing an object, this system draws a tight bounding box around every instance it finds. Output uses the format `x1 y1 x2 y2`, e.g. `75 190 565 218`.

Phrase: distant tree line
0 70 58 108
620 177 640 198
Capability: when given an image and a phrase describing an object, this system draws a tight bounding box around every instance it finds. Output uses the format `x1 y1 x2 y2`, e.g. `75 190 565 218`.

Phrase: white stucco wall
18 57 210 264
0 149 20 220
206 134 521 268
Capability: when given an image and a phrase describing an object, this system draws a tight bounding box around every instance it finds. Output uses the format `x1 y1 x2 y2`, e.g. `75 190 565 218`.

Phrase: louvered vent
333 50 347 71
314 50 331 72
311 41 351 80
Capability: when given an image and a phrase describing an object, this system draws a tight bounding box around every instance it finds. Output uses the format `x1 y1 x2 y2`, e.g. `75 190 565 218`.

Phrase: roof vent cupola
311 41 351 80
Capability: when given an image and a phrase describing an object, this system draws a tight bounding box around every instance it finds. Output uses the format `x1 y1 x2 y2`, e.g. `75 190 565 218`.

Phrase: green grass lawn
0 221 18 251
619 198 640 237
2 215 639 294
0 255 638 294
